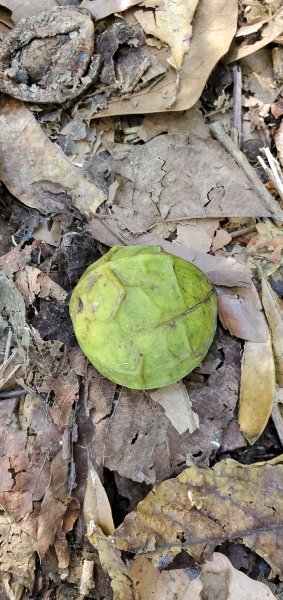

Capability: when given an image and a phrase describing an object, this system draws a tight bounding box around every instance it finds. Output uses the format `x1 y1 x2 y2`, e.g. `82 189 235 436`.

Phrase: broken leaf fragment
239 335 275 444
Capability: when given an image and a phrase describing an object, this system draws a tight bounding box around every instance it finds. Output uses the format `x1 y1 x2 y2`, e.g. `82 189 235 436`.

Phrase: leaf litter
0 1 283 599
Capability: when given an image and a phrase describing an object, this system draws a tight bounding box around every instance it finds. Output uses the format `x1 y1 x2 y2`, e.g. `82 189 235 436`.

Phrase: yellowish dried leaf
135 0 199 71
113 456 283 578
83 460 114 537
149 381 199 435
261 274 283 386
129 556 203 599
239 336 275 444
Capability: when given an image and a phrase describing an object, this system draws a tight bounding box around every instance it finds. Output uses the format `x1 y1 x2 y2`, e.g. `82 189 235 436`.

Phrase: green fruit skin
69 246 217 390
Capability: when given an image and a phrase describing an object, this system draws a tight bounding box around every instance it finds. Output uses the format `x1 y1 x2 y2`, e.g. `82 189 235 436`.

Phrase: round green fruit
69 246 217 390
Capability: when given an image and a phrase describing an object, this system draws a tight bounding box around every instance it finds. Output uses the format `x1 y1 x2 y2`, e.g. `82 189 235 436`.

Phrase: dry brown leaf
138 104 210 142
113 456 283 577
149 381 199 435
239 335 275 444
0 0 56 23
261 274 283 386
135 0 199 71
83 459 115 537
176 219 219 253
98 0 238 115
81 0 142 19
91 134 272 226
129 555 203 599
0 514 35 593
216 282 269 342
0 97 105 217
226 7 283 63
15 266 67 304
201 553 277 600
32 219 62 247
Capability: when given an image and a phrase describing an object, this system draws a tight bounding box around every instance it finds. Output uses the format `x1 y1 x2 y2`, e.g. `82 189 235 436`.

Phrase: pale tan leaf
216 282 269 342
81 0 142 19
226 7 283 63
149 381 199 435
239 335 275 444
261 274 283 386
176 219 219 253
0 0 56 23
0 97 105 217
212 228 232 252
83 460 115 537
275 121 283 168
201 553 277 600
135 0 199 71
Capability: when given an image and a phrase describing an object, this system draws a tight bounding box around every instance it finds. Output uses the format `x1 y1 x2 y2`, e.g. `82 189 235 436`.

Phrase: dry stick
231 64 242 147
210 121 283 220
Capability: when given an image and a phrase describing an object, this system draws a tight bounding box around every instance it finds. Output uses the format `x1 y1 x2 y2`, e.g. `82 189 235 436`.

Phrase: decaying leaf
83 459 115 537
239 335 275 444
0 97 105 216
135 0 199 71
275 121 283 168
90 134 272 227
149 382 199 435
113 456 283 577
176 219 219 253
0 514 36 594
129 555 203 599
226 7 283 63
261 274 283 386
15 266 67 304
0 7 101 104
98 0 238 115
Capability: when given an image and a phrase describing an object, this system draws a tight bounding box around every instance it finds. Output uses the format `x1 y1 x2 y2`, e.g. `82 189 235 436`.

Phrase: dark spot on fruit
77 297 84 313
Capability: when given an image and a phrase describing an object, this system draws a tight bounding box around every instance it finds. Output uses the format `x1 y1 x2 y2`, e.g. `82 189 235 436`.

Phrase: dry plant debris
0 0 283 598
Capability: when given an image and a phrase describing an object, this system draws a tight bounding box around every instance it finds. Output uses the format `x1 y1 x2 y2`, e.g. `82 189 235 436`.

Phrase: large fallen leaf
98 0 238 115
135 0 199 71
113 456 283 577
239 335 275 444
0 96 105 216
90 134 272 225
261 274 283 386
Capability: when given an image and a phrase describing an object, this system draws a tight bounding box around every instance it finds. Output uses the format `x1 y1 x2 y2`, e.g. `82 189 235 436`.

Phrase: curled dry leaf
261 274 283 386
239 335 275 444
226 7 283 63
0 7 101 104
83 458 115 537
135 0 199 71
0 97 105 216
113 456 283 577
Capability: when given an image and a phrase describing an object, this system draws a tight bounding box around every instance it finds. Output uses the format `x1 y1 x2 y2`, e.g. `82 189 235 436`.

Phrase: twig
257 147 283 201
230 224 256 238
3 328 12 364
0 388 27 399
210 121 283 220
231 65 242 147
